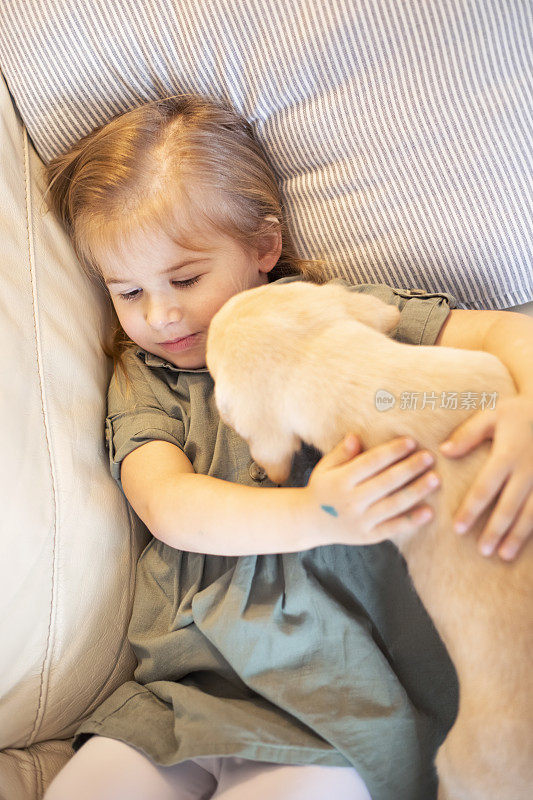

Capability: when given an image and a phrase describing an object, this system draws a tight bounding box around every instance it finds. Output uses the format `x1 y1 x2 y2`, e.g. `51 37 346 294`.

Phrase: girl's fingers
357 448 436 507
497 492 533 561
338 436 419 484
370 503 435 542
369 470 440 526
440 409 496 458
453 456 510 533
319 433 363 469
475 474 532 557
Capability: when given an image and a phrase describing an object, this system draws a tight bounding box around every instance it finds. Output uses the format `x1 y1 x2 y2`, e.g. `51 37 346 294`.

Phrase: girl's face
100 219 280 370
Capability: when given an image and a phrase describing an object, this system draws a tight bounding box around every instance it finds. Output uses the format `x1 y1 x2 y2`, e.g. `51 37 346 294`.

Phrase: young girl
43 95 533 800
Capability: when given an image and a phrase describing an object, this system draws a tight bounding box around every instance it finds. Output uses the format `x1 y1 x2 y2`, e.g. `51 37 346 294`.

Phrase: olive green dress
73 279 459 800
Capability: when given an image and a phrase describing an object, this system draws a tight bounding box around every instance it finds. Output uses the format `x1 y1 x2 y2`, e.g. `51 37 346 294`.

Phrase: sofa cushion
0 72 147 756
0 742 73 800
0 0 531 309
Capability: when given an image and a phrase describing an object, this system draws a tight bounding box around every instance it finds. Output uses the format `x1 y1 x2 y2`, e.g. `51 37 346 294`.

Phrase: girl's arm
435 308 533 393
435 308 533 560
120 435 440 555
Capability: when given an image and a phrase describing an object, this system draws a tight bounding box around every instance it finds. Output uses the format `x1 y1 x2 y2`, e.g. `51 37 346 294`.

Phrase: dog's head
206 281 400 483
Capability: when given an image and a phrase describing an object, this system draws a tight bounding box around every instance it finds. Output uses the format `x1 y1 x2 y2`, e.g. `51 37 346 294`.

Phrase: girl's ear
256 216 282 273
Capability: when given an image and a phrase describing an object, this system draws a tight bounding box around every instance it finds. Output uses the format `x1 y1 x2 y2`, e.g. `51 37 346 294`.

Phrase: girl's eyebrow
105 260 203 286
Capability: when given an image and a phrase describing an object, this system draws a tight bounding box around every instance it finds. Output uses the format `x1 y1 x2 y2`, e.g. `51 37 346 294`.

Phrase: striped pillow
0 0 531 308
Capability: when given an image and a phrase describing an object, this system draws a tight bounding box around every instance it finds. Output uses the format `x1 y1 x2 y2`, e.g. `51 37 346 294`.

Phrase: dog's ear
343 292 400 333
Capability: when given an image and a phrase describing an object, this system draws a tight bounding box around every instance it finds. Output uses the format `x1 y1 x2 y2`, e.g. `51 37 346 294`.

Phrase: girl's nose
145 298 182 330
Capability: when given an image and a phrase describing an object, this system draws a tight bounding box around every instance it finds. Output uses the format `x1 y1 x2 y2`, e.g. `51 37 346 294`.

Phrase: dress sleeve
105 351 186 485
330 280 457 345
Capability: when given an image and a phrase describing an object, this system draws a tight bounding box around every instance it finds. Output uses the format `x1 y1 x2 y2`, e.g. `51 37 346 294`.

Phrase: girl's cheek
116 309 136 338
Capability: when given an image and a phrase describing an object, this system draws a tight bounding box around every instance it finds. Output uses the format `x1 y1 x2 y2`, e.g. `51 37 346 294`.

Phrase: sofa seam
23 123 59 748
29 745 43 799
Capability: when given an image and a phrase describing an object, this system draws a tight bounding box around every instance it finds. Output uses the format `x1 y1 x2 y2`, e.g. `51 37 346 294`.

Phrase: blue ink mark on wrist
321 504 339 517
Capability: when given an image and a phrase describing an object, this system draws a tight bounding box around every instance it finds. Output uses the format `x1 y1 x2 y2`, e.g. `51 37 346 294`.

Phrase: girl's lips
159 333 199 352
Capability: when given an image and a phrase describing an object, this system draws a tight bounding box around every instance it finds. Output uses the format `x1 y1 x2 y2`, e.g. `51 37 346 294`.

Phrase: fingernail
480 541 494 556
454 521 468 534
500 543 518 561
440 441 454 453
404 438 416 450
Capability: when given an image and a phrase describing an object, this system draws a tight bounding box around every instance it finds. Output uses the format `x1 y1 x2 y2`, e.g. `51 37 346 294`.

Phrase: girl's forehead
98 218 238 282
98 227 195 276
94 182 238 275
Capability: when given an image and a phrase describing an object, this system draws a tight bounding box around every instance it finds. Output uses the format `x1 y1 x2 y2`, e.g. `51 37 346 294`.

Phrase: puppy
206 280 533 800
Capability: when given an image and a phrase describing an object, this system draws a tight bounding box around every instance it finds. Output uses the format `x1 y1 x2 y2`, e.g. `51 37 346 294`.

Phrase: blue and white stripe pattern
0 0 531 308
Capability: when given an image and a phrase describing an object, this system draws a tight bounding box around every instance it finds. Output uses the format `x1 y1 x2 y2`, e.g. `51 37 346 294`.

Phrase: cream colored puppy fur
206 280 533 800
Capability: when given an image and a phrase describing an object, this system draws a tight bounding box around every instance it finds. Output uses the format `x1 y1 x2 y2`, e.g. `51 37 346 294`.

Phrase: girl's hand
439 395 533 561
306 434 440 546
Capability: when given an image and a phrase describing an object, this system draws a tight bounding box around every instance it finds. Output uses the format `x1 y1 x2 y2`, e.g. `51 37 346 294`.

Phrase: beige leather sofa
0 75 149 800
0 37 531 800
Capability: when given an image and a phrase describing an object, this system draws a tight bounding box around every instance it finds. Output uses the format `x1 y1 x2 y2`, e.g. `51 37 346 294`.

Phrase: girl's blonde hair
45 94 326 370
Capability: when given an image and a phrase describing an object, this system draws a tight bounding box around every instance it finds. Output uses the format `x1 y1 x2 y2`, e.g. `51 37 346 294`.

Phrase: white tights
43 735 372 800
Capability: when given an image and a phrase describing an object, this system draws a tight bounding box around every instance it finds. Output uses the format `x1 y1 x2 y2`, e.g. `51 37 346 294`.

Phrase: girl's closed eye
172 275 201 289
118 276 201 301
120 288 142 301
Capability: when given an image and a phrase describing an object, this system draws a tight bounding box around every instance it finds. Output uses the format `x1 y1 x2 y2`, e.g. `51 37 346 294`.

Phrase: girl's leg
43 735 217 800
212 759 372 800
